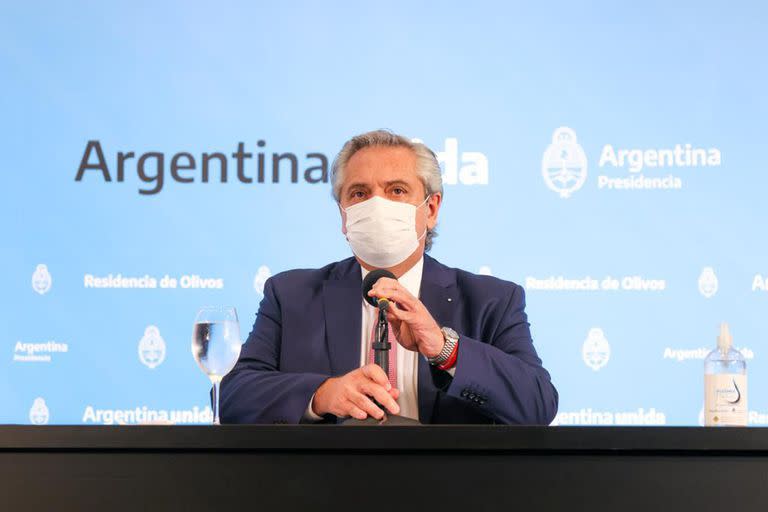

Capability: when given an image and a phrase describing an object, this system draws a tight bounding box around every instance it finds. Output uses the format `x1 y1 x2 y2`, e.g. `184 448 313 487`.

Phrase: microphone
340 267 421 425
362 269 395 387
362 269 395 309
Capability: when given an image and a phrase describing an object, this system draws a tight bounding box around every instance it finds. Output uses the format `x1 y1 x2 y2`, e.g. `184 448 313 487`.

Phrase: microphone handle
373 307 389 376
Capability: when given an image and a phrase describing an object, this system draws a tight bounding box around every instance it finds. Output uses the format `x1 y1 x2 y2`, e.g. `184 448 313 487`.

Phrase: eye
392 187 406 195
350 190 366 199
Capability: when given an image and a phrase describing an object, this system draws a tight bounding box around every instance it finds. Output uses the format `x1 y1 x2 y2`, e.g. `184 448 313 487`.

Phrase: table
2 425 767 511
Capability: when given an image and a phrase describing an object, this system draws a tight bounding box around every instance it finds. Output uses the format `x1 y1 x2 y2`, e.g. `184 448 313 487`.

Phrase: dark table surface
4 425 768 511
1 424 767 453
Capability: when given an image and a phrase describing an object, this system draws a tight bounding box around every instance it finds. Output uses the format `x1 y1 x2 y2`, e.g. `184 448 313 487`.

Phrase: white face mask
342 195 430 268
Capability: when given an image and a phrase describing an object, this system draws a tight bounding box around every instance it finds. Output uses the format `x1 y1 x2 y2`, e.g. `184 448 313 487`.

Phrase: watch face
442 327 458 340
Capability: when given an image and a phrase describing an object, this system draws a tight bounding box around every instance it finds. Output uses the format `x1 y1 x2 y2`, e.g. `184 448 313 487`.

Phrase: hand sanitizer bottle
704 323 747 426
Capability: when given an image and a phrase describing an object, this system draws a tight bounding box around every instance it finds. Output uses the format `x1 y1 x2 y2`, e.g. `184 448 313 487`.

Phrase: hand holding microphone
312 364 400 420
365 273 445 359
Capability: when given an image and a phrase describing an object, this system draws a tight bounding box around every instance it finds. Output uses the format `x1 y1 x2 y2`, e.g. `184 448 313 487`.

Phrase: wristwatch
427 327 460 366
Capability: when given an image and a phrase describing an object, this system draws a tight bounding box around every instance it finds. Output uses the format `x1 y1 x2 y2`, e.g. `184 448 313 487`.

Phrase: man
220 130 558 424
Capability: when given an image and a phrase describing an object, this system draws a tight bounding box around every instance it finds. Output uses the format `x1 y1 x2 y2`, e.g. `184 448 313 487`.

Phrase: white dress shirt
304 257 454 422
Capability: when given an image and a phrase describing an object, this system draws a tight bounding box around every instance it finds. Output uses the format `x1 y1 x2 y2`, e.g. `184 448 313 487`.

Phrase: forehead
342 146 421 188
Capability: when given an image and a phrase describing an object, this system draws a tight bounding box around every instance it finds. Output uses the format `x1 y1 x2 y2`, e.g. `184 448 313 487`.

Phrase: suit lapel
417 256 456 423
322 261 362 376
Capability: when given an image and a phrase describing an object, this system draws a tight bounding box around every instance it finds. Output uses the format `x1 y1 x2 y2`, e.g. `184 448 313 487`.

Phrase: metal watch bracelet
428 327 459 365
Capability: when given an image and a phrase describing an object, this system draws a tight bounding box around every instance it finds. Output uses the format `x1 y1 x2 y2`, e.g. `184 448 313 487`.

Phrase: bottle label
704 374 748 426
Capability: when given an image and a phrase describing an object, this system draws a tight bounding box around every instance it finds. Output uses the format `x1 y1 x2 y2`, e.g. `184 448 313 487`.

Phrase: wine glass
191 306 242 425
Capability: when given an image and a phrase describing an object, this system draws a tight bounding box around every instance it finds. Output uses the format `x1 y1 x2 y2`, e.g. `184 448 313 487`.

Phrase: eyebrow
345 182 370 193
345 179 413 191
383 180 412 188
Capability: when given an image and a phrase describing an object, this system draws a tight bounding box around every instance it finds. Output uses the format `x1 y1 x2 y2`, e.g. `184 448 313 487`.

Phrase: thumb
385 304 405 325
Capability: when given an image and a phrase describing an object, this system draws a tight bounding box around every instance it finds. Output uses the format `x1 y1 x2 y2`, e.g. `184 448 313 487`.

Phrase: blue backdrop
3 1 767 425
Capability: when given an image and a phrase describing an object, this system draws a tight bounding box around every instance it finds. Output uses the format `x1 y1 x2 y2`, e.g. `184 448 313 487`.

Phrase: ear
426 193 442 230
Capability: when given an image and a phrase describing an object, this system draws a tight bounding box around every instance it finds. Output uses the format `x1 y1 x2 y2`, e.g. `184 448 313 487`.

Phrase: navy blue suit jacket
220 255 558 424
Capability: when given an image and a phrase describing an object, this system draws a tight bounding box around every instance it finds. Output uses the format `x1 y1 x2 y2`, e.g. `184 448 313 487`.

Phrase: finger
369 281 417 306
369 280 412 300
386 302 414 323
351 392 385 420
389 388 400 400
380 288 420 311
367 277 400 292
361 363 391 390
385 301 405 317
360 382 401 416
345 402 368 420
367 279 399 298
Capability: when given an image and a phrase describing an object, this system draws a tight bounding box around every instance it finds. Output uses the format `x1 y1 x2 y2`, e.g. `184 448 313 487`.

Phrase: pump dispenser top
717 322 732 352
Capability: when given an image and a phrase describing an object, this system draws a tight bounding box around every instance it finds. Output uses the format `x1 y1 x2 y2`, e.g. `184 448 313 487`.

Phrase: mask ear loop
338 201 351 242
416 194 432 241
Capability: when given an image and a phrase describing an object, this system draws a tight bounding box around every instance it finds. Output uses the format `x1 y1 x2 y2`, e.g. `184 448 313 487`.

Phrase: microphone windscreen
362 269 396 307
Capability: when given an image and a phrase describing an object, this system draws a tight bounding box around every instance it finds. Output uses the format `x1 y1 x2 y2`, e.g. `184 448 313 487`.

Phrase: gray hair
331 129 443 251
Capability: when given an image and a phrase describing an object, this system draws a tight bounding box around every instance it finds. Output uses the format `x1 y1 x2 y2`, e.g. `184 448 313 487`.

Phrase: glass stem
212 380 221 425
